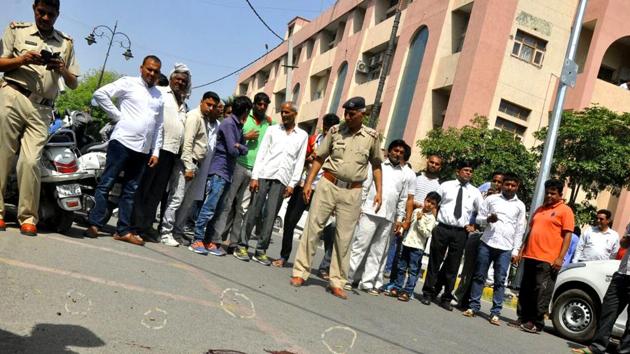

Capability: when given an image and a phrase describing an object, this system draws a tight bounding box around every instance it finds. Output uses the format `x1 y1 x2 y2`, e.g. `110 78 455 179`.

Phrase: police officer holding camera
0 0 79 236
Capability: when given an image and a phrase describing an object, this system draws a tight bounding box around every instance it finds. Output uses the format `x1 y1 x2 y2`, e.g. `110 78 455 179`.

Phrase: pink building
235 0 630 234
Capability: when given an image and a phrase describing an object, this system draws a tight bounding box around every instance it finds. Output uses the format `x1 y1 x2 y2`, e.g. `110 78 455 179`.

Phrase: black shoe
420 294 432 305
439 300 454 311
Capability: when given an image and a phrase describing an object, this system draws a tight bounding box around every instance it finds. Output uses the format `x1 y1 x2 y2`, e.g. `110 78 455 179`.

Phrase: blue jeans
88 139 148 235
392 245 424 295
384 234 401 274
468 242 512 316
193 175 229 242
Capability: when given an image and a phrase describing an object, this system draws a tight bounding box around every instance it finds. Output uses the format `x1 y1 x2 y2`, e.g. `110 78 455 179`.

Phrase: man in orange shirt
515 179 575 333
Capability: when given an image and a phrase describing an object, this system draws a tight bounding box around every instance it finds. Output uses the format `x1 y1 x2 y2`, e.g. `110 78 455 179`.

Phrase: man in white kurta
347 140 409 293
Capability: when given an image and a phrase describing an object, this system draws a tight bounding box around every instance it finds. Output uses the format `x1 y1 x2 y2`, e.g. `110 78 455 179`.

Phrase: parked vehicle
550 260 626 343
4 122 92 233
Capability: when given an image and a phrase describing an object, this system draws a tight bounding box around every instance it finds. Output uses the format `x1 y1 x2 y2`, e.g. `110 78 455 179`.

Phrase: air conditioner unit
356 60 369 74
375 52 385 64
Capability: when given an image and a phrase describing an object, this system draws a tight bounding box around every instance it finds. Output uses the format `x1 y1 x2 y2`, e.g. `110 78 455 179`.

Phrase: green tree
533 106 630 225
417 116 539 208
55 69 121 127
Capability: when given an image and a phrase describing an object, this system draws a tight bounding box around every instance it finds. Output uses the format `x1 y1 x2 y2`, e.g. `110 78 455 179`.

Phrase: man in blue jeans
85 55 164 245
463 173 526 325
189 96 251 255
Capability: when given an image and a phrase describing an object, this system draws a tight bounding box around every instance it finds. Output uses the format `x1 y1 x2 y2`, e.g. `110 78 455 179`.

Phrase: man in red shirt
515 179 575 333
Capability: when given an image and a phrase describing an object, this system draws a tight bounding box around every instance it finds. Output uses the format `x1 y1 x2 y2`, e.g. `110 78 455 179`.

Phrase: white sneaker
160 234 180 247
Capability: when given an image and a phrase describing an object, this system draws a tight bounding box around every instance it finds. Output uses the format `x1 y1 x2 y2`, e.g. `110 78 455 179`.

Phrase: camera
40 49 60 65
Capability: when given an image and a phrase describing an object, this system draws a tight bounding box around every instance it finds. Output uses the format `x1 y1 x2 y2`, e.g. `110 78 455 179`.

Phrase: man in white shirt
346 140 409 294
233 102 308 265
160 91 221 247
383 153 441 279
462 173 526 324
573 209 620 262
85 55 164 246
132 63 190 241
421 160 483 310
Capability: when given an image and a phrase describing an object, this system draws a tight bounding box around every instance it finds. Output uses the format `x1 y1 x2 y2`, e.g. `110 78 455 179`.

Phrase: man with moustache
291 97 383 300
131 63 191 242
232 102 308 263
421 160 483 310
0 0 79 236
85 55 164 245
160 91 221 246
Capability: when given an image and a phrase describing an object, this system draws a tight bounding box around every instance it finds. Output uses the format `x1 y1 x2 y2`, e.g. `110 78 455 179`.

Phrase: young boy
389 192 440 301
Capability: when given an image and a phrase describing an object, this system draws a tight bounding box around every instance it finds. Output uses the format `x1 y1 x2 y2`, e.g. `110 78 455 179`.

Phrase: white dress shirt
361 159 408 222
189 118 219 201
414 172 441 204
93 76 164 156
436 179 483 228
573 226 620 262
158 86 187 155
477 193 527 255
251 124 308 187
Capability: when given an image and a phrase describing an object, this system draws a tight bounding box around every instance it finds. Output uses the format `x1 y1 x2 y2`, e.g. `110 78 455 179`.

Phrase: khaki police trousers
292 177 362 288
0 84 50 225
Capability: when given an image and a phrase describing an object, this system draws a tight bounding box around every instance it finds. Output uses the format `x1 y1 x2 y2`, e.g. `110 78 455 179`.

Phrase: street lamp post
85 21 133 88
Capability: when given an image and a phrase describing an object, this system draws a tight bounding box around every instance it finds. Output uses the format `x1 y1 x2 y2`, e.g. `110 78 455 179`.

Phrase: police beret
342 96 366 110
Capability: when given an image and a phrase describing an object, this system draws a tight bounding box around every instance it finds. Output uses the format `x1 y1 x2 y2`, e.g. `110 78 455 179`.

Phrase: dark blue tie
454 184 463 219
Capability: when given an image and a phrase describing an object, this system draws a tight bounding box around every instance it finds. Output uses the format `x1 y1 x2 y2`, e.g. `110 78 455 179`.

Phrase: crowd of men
2 2 630 353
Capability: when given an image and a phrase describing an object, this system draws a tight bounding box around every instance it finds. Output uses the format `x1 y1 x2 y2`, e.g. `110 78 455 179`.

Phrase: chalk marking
321 326 357 354
220 288 256 319
141 307 168 330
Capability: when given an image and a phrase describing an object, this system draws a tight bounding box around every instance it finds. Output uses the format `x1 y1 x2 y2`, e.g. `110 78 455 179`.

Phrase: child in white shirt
390 192 440 301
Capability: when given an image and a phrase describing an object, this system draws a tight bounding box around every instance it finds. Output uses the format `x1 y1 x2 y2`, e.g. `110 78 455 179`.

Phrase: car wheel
552 288 597 342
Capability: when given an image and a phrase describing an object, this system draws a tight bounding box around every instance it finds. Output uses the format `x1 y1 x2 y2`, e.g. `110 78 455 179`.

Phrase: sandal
271 258 286 268
388 288 399 298
398 292 410 302
570 348 592 354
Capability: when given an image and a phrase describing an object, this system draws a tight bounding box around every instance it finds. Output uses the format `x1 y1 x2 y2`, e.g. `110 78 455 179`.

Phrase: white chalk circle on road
64 289 92 316
220 288 256 319
141 307 168 330
321 326 358 354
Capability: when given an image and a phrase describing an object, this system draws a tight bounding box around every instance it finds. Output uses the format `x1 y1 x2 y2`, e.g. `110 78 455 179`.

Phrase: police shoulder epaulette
9 21 32 29
363 126 379 139
57 30 73 42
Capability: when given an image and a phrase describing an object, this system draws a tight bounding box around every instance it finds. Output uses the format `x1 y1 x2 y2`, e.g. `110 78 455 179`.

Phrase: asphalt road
0 221 580 354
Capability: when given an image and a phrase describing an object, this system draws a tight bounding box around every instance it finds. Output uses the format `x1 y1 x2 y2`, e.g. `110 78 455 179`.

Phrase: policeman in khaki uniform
0 0 79 236
291 96 383 299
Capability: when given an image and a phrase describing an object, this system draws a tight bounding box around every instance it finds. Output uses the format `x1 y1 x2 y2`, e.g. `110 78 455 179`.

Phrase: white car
550 260 626 343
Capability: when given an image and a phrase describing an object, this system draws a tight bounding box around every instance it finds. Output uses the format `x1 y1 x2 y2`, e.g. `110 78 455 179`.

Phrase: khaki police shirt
0 22 80 100
317 123 383 183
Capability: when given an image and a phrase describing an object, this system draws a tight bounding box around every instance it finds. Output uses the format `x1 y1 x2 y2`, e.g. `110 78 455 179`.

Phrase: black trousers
519 258 557 329
590 272 630 354
422 224 468 301
131 149 177 233
454 232 482 307
280 185 308 261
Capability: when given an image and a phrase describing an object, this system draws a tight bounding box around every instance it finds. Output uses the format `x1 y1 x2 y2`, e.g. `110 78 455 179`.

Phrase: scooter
4 114 93 233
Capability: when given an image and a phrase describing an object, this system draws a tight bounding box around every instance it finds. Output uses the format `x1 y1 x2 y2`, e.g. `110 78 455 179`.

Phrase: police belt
322 171 362 189
5 80 54 107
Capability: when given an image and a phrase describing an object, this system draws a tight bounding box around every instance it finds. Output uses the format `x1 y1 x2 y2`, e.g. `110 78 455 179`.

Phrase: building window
498 99 531 121
376 0 399 24
511 30 546 67
329 62 348 113
495 117 527 137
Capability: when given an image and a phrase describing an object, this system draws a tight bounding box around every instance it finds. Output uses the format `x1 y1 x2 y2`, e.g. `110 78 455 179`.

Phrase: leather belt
5 81 54 107
322 171 362 189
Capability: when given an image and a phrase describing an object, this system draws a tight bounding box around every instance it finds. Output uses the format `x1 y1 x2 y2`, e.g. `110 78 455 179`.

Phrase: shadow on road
0 323 105 353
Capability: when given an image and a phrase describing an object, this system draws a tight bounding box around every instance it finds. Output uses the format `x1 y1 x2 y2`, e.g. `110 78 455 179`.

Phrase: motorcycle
4 112 93 233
